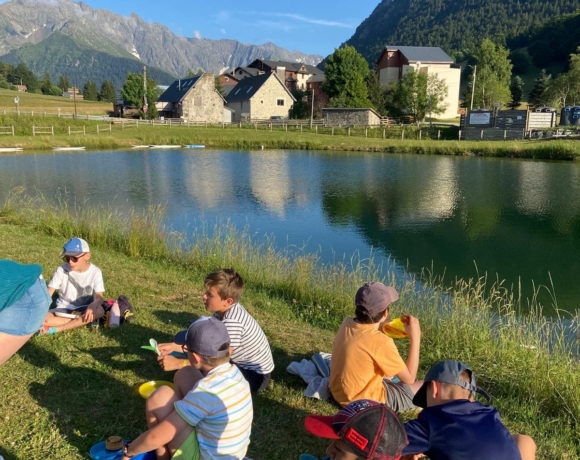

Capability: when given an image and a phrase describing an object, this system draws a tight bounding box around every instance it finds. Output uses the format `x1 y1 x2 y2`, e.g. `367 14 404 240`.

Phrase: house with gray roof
247 59 323 91
225 72 296 122
376 46 461 118
157 73 225 123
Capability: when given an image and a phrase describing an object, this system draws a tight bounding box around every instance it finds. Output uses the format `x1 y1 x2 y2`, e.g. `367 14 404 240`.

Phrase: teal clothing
0 260 42 313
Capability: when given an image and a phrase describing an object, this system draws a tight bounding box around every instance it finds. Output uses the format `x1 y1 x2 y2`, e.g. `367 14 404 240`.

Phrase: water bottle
109 301 121 328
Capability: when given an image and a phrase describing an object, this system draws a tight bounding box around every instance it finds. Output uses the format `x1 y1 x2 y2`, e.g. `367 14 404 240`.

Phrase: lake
1 149 579 315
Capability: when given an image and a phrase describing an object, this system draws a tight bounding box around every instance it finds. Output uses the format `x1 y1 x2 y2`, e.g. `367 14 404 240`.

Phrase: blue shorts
0 277 51 336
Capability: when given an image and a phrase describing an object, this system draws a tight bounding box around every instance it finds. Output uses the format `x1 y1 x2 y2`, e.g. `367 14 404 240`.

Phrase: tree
509 76 524 109
8 62 39 92
186 69 204 77
365 70 388 115
40 72 53 95
391 70 448 123
473 39 512 108
288 89 310 119
321 45 372 108
121 73 160 119
99 80 117 103
543 47 580 108
528 69 551 107
509 51 531 75
57 75 70 92
83 80 99 101
49 85 63 96
214 76 225 97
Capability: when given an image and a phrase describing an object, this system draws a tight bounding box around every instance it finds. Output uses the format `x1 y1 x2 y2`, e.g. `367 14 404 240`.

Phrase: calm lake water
1 149 579 316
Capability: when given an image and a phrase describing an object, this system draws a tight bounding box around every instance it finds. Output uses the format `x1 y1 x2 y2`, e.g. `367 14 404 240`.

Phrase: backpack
100 295 135 326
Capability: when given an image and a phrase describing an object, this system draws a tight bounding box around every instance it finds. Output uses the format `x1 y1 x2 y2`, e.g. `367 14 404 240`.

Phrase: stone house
156 73 225 123
225 73 296 122
376 46 461 119
322 108 382 126
246 59 323 91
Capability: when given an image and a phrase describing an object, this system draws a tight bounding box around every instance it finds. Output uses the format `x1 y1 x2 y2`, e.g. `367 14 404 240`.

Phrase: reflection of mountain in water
321 157 580 314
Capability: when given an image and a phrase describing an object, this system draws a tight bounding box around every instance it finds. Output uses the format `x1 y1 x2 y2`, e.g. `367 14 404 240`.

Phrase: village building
322 108 382 126
376 46 461 119
245 59 324 91
62 87 83 100
231 66 264 80
156 73 225 123
225 72 296 122
15 84 27 92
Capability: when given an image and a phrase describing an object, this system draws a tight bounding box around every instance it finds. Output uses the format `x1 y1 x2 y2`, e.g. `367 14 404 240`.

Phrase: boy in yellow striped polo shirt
121 317 253 460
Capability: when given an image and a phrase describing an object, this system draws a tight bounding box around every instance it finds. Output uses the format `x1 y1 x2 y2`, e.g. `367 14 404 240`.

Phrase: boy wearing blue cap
41 237 105 334
121 317 253 460
402 360 536 460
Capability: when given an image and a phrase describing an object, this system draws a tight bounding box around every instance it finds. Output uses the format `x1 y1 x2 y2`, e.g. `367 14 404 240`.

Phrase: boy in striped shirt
121 317 253 460
159 269 275 395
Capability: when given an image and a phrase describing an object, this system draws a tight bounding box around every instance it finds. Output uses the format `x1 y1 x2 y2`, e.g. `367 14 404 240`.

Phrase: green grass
0 194 579 459
0 113 580 160
0 88 112 115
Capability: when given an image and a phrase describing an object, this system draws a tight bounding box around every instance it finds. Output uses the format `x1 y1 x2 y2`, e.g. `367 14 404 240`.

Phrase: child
42 237 105 334
303 399 408 460
158 268 275 394
328 282 422 412
121 317 253 460
402 360 536 460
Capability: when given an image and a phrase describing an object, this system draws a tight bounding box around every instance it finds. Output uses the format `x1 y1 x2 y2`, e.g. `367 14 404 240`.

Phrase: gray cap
355 282 399 316
412 360 491 408
174 317 230 358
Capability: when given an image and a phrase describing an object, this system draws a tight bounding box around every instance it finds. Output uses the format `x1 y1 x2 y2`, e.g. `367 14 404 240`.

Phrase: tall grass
2 190 579 456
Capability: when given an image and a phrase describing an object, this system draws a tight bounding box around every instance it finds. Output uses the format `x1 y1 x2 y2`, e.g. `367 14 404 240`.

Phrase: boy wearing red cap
304 399 408 460
329 282 422 412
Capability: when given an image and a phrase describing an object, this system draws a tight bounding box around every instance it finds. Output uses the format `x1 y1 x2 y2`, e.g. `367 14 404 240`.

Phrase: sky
63 0 380 56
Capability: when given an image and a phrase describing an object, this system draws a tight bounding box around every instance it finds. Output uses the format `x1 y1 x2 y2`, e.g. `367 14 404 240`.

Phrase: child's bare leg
47 305 104 332
513 434 536 460
0 331 33 365
145 385 195 460
173 366 203 399
43 313 73 327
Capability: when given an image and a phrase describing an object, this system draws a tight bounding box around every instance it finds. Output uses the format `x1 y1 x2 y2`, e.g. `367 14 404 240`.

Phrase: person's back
403 360 535 460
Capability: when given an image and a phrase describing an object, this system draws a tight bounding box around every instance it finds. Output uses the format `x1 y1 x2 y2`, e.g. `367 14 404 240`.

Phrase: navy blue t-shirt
403 400 522 460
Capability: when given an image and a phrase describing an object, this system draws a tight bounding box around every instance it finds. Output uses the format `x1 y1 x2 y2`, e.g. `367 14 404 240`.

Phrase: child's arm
121 411 189 459
83 292 104 323
396 314 421 384
157 342 189 371
47 287 56 297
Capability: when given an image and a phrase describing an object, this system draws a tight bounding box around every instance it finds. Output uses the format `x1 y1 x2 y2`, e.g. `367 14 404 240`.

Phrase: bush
0 80 9 89
50 85 63 96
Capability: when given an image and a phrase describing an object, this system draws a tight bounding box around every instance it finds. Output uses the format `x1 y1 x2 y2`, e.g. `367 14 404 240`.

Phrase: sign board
469 112 491 125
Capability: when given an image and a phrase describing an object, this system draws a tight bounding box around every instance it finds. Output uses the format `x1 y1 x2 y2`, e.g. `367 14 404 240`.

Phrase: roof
307 73 325 83
157 75 201 102
248 59 323 75
322 107 383 118
378 46 454 64
225 73 295 103
221 84 237 97
232 66 263 77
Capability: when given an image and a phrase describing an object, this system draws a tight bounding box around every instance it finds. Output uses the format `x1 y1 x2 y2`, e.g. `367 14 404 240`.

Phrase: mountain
0 0 322 78
344 0 580 64
1 32 176 88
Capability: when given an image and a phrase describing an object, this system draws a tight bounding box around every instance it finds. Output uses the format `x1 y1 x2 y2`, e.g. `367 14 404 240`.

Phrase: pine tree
40 72 53 95
99 80 117 103
528 69 551 108
509 76 524 109
83 80 99 101
57 75 70 92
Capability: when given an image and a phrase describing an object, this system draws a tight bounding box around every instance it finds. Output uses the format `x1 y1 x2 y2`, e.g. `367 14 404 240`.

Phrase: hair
354 305 387 324
204 268 244 303
439 369 474 400
200 342 231 367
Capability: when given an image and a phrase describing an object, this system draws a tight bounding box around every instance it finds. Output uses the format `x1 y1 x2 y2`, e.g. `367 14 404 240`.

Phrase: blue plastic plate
89 440 127 460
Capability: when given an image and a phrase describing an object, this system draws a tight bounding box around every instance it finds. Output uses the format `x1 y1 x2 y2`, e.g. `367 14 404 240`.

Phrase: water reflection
1 150 579 314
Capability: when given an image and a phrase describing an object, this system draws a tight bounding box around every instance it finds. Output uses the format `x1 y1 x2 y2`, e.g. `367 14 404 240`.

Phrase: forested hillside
1 33 175 89
346 0 580 64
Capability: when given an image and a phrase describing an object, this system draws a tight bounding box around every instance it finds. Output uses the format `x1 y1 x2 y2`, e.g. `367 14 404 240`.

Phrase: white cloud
220 28 226 35
257 20 295 32
273 13 354 28
194 30 201 39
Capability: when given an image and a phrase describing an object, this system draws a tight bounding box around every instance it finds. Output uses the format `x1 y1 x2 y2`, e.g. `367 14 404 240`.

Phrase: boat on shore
0 147 23 152
184 144 206 149
52 147 86 151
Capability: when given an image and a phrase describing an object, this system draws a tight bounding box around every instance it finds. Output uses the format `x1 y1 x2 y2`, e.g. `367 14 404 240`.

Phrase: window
193 96 202 106
277 99 285 106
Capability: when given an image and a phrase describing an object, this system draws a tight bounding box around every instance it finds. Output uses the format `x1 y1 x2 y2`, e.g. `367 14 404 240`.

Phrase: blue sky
70 0 380 56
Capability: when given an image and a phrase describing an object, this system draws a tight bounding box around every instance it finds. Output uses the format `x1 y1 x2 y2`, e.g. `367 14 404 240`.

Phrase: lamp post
310 87 314 128
467 65 477 111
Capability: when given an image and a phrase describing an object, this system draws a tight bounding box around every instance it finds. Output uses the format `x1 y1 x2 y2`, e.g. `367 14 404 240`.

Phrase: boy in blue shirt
402 360 536 460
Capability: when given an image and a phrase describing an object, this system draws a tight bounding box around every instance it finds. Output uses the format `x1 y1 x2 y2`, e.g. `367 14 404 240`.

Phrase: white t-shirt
48 263 105 309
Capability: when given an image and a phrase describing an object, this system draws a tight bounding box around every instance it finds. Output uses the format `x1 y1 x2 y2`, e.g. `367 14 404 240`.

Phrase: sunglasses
181 345 191 354
63 253 86 263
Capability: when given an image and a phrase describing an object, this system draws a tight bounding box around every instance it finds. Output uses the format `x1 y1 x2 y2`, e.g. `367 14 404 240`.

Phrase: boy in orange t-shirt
329 282 422 412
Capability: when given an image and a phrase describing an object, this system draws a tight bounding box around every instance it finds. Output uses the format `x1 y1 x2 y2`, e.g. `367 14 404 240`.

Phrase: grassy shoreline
0 196 578 459
0 113 579 159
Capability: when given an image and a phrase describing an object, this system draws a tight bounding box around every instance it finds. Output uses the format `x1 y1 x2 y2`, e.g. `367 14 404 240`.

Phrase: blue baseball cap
174 317 230 357
412 360 491 408
60 237 90 257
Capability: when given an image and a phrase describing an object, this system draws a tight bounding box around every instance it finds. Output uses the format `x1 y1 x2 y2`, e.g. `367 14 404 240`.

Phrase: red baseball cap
305 400 407 460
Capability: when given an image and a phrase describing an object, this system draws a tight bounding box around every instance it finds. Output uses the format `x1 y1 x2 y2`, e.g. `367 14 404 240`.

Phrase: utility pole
143 65 148 117
73 83 77 118
310 88 314 128
470 65 477 111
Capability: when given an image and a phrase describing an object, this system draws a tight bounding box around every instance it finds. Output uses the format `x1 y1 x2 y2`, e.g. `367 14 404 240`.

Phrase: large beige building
225 73 296 122
376 46 461 119
157 73 225 123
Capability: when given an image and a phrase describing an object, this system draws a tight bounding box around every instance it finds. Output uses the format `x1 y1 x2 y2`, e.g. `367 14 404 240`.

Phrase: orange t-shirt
329 317 406 406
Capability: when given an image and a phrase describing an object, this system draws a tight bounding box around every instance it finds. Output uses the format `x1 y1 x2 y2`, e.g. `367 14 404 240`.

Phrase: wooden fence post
83 126 85 136
285 124 288 132
348 127 351 136
51 126 54 136
480 130 483 139
11 126 14 137
300 125 303 133
68 126 70 136
315 126 318 134
401 129 404 140
383 129 385 139
419 130 422 140
365 128 368 138
32 126 35 137
438 130 441 140
97 125 99 135
332 127 334 135
504 130 507 139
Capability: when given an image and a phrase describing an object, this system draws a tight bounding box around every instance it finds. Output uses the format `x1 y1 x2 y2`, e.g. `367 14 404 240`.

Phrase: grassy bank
0 195 578 459
0 88 112 115
0 113 579 159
